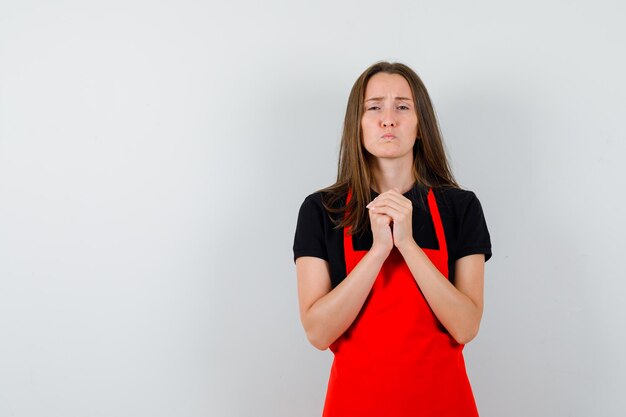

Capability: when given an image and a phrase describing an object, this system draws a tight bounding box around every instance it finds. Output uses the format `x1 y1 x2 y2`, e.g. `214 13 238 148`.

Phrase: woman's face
361 72 418 161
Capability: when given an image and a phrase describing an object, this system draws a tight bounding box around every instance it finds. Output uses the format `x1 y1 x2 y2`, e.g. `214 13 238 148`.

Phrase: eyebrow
364 96 413 102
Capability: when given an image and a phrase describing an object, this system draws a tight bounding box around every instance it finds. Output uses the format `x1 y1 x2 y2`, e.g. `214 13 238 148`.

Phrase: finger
369 204 404 221
370 212 393 226
368 196 410 213
369 192 412 209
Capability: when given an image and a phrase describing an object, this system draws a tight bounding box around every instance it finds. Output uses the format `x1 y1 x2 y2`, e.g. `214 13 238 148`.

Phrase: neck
370 166 416 194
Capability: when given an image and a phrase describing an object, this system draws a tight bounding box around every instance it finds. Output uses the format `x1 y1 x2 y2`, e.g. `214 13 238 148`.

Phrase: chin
375 149 414 160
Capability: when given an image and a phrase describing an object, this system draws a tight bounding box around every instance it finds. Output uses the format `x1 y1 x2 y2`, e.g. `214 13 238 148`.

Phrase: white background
1 1 625 416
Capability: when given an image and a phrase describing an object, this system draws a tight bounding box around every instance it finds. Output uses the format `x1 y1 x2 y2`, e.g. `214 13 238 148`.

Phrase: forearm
305 249 388 350
398 241 481 344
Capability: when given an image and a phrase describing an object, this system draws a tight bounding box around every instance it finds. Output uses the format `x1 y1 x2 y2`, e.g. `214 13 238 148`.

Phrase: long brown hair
317 61 459 236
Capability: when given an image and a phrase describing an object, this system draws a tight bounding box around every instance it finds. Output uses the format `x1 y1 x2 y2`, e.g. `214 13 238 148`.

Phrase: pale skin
296 72 485 350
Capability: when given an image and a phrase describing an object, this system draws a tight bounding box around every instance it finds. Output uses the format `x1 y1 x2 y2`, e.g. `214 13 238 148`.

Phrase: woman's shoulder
437 185 478 201
435 185 484 216
436 185 492 262
299 189 329 208
296 188 336 218
300 184 347 208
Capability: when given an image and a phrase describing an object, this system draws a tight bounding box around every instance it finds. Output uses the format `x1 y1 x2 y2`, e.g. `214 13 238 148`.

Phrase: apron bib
321 187 479 417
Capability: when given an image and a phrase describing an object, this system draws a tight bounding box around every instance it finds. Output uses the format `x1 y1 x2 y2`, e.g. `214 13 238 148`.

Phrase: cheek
361 118 372 135
408 116 419 132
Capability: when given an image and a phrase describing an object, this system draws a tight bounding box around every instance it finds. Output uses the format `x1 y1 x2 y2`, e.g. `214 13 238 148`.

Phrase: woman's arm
295 249 388 351
398 242 485 344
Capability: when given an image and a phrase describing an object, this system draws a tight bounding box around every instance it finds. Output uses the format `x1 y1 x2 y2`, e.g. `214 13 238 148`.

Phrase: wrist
396 238 418 254
368 245 391 261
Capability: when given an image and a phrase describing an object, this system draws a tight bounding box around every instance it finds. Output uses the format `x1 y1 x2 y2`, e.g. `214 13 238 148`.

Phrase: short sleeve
454 191 492 262
293 195 329 263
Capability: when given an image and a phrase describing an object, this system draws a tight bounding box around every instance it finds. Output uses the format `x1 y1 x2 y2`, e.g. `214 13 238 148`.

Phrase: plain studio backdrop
1 0 624 416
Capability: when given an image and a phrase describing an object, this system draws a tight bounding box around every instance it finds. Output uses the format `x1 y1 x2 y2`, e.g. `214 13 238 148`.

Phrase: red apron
322 187 479 417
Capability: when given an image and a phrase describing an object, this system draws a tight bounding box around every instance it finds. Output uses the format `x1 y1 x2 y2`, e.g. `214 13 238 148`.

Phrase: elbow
452 323 480 345
306 329 330 351
302 308 332 351
454 333 475 345
451 306 483 344
313 341 330 351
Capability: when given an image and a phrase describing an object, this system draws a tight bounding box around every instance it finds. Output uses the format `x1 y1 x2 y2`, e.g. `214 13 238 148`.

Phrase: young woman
292 61 492 416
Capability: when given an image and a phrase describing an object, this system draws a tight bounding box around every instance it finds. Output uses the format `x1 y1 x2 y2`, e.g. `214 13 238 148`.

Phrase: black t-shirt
293 182 492 288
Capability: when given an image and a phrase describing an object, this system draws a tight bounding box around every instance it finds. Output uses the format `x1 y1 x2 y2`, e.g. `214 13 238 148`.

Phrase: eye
366 106 380 111
398 105 410 110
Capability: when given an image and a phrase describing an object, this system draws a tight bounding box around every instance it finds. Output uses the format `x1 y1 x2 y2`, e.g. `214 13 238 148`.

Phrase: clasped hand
366 187 415 253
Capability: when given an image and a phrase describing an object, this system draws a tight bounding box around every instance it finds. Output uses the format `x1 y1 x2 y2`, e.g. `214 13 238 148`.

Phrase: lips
382 134 396 139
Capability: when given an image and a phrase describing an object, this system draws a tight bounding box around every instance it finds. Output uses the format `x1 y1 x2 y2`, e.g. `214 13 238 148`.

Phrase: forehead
364 72 413 99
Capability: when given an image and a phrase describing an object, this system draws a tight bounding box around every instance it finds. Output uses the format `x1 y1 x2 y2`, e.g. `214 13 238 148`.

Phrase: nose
381 109 396 127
